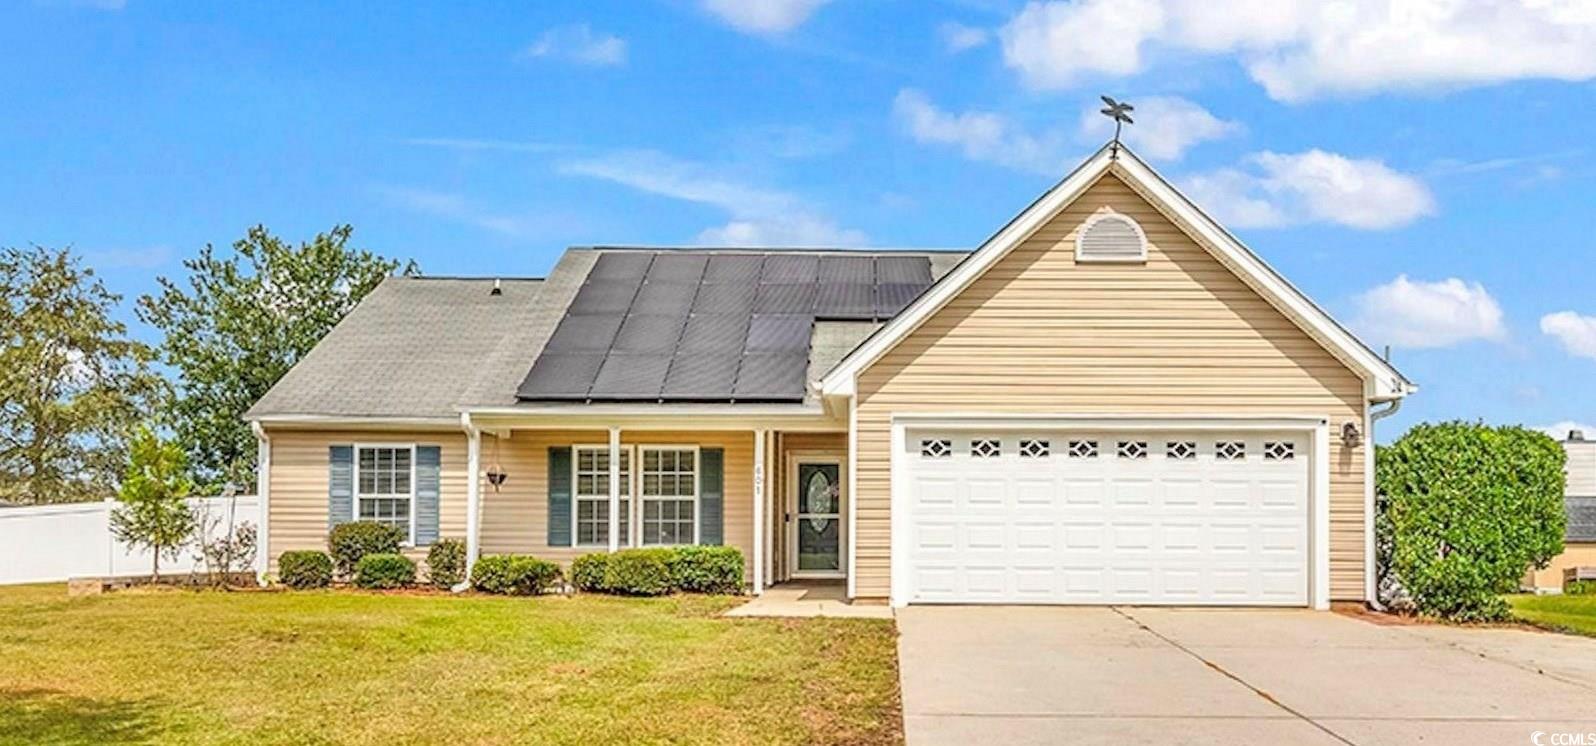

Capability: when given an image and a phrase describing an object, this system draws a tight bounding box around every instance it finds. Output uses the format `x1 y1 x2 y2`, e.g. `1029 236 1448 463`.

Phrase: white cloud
83 246 173 270
1351 275 1506 349
892 89 1072 175
1539 421 1596 441
558 149 866 247
1182 150 1435 230
375 186 549 238
701 0 831 35
1076 96 1239 161
940 22 990 53
998 0 1596 102
519 24 627 67
1541 311 1596 361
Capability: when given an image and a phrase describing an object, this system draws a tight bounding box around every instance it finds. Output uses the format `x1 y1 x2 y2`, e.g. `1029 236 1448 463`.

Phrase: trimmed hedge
574 546 745 596
354 553 416 589
570 553 609 592
1376 422 1566 621
427 538 466 589
471 555 563 596
329 521 405 578
279 550 333 590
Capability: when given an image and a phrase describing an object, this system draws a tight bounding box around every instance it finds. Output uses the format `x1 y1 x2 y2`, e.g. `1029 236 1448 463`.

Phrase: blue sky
4 0 1595 441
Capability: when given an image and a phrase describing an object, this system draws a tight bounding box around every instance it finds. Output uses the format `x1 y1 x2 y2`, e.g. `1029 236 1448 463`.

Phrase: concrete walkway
723 582 893 619
898 606 1596 745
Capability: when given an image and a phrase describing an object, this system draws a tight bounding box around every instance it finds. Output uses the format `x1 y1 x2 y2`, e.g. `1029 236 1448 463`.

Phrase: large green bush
328 521 405 578
1377 422 1565 621
570 553 610 592
279 550 333 590
1567 579 1596 596
665 546 744 594
470 555 563 596
601 549 674 596
354 553 416 589
426 538 466 589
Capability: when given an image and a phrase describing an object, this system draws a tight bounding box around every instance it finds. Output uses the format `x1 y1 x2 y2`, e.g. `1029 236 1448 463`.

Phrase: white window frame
639 444 700 547
353 443 418 546
572 444 637 548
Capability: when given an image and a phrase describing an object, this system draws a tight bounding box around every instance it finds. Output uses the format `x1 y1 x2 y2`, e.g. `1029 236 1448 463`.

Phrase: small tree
110 427 197 580
1376 422 1566 621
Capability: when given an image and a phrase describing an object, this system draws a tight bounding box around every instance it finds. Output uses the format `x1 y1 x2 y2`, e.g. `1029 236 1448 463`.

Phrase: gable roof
818 144 1416 401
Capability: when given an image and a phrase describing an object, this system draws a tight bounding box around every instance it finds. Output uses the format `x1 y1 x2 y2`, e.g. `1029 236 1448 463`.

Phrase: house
1525 430 1596 592
246 144 1415 609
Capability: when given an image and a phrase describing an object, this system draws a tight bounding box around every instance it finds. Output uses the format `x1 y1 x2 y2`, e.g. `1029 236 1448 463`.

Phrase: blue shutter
699 448 724 545
548 447 573 547
328 445 354 529
414 446 441 545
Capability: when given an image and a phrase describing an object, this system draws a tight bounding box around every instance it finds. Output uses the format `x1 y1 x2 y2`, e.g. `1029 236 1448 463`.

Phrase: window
921 439 952 458
356 445 414 543
1166 441 1196 460
1019 439 1050 458
1216 441 1246 461
1117 441 1148 459
1264 442 1295 461
574 446 632 546
1068 440 1098 459
641 447 696 545
971 439 1002 458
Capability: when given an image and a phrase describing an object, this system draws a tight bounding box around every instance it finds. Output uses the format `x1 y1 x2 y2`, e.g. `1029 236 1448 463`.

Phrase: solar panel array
517 251 935 402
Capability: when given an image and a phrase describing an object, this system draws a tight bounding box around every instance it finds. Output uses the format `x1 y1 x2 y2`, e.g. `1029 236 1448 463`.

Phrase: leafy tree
0 245 166 504
1376 422 1566 621
138 225 415 491
110 426 197 580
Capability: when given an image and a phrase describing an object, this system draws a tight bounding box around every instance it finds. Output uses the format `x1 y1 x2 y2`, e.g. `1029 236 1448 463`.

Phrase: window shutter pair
326 445 441 545
545 446 724 547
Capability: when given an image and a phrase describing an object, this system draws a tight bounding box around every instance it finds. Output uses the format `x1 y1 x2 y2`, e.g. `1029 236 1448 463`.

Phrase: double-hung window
641 447 697 546
356 445 415 543
574 446 632 547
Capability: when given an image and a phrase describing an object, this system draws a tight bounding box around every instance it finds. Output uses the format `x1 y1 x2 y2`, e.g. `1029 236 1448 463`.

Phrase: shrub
471 555 563 596
279 550 333 590
328 521 405 578
427 538 466 589
666 546 744 594
1567 579 1596 596
602 549 673 596
571 553 610 592
354 553 416 589
1377 422 1566 622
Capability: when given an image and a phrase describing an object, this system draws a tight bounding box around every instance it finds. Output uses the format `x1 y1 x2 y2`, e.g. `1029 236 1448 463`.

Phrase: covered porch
460 407 853 597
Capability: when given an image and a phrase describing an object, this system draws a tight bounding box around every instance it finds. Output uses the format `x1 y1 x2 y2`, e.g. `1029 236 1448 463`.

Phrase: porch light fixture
1341 421 1362 449
485 434 508 492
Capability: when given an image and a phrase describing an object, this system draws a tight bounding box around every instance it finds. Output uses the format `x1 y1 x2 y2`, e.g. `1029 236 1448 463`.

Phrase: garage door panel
907 429 1309 606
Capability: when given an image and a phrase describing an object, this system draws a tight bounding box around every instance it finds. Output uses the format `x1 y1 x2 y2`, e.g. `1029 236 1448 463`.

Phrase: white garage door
906 431 1309 606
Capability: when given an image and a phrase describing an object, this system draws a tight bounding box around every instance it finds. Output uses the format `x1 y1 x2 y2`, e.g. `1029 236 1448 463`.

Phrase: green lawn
1507 593 1596 637
0 584 901 745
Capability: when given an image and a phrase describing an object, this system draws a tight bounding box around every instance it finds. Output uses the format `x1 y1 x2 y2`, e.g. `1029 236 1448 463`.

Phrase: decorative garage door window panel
907 432 1310 606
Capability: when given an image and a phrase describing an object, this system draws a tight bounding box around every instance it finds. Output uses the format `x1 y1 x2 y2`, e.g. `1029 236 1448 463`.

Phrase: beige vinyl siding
1565 441 1596 496
852 173 1369 601
264 429 468 572
478 430 758 578
1527 543 1596 590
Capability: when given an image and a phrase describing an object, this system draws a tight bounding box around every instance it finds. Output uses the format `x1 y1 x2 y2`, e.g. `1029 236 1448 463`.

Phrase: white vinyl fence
0 496 260 585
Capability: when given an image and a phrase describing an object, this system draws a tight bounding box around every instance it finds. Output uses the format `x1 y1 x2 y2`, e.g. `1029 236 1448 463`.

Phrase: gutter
1365 397 1403 611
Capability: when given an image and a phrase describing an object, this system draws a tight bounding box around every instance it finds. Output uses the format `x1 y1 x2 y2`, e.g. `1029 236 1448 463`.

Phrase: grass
0 584 902 745
1507 592 1596 637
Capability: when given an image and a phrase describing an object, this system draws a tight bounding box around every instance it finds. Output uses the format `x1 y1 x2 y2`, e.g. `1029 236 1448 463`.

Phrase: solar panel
566 280 638 315
819 255 874 283
540 313 624 353
589 252 652 282
732 353 809 399
690 283 755 314
754 283 817 313
517 353 604 398
678 313 749 354
760 254 818 283
814 283 875 318
590 353 671 398
631 281 698 316
661 354 740 399
745 314 813 352
876 255 933 284
703 254 763 284
875 283 924 317
645 253 708 284
612 314 687 353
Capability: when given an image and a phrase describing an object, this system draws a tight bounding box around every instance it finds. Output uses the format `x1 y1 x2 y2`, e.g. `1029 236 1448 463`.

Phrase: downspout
1365 397 1403 611
457 412 482 593
251 421 271 587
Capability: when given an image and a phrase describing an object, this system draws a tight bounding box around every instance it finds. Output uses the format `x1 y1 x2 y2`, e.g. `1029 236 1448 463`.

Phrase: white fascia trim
248 414 461 430
819 144 1414 401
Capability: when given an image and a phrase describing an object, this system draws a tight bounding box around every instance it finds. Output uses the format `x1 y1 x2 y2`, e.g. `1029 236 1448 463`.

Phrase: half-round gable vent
1076 213 1147 263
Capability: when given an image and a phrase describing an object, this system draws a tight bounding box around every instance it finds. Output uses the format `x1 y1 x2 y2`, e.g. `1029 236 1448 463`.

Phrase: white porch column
753 429 767 595
462 416 482 589
608 427 621 553
251 422 271 586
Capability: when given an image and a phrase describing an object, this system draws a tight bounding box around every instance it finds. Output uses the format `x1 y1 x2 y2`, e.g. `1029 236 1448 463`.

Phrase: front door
792 460 844 577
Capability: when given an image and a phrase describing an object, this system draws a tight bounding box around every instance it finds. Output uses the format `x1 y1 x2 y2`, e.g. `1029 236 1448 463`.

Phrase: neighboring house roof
1568 496 1596 542
516 249 961 403
818 144 1415 401
246 277 545 420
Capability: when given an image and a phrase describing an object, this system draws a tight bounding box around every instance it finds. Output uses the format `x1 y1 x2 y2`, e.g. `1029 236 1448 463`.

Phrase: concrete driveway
898 606 1596 745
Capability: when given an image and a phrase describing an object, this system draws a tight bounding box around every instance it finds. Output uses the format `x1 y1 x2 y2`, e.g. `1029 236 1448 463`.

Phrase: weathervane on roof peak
1099 95 1134 159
